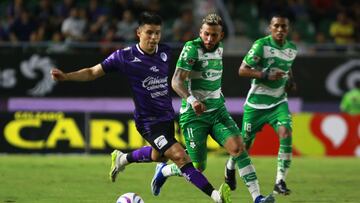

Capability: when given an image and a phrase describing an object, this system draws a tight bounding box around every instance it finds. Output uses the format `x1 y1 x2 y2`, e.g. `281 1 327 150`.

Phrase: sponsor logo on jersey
142 76 168 90
253 55 261 63
150 66 159 72
154 135 168 149
187 58 195 65
201 69 222 81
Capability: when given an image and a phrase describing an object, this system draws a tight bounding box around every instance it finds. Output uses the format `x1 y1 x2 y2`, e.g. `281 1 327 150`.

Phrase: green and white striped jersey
176 37 225 113
243 35 297 109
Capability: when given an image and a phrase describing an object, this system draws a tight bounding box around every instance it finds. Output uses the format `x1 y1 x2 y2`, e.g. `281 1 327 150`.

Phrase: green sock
276 136 292 183
233 152 260 200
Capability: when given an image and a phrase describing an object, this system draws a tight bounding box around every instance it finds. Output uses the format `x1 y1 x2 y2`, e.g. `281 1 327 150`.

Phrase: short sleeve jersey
243 35 297 109
101 44 175 127
176 37 225 113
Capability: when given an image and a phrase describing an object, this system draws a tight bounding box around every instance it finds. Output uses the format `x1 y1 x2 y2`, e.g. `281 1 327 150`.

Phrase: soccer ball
116 192 144 203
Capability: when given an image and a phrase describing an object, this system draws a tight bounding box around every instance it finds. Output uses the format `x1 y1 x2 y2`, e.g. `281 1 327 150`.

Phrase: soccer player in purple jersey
50 12 231 203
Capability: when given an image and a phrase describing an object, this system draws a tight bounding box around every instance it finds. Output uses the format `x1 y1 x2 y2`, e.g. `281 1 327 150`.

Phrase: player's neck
273 38 286 47
138 43 156 55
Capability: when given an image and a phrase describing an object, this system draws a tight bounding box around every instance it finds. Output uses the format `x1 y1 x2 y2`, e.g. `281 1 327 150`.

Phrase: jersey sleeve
243 39 264 68
101 49 124 73
176 41 197 71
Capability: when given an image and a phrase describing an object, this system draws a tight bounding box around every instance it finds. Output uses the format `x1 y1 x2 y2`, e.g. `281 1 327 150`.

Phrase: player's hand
268 70 286 81
285 80 297 93
50 68 67 81
191 101 206 116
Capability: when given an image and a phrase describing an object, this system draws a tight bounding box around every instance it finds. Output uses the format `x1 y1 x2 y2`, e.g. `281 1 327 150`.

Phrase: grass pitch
0 154 359 203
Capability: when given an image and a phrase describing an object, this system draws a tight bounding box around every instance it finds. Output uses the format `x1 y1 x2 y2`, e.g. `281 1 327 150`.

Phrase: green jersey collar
268 35 288 49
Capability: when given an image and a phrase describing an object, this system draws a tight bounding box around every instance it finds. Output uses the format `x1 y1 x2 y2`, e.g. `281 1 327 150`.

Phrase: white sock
210 190 222 203
119 153 129 166
161 164 174 177
275 168 288 184
248 180 261 201
238 165 260 201
161 163 182 177
226 157 236 170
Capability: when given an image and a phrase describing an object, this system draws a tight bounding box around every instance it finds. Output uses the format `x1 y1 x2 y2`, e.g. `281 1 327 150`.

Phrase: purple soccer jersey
101 44 175 128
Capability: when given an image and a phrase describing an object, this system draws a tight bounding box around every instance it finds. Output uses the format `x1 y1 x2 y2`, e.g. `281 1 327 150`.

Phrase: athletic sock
234 152 261 201
180 162 214 196
126 146 153 163
162 163 182 177
276 136 292 183
226 156 236 170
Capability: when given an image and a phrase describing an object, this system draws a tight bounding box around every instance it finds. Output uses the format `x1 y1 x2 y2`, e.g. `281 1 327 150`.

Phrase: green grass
0 154 359 203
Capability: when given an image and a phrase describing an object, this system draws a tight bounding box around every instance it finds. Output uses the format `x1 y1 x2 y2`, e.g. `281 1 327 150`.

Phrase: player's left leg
110 146 164 182
224 106 266 191
213 107 274 203
270 102 292 195
110 120 175 182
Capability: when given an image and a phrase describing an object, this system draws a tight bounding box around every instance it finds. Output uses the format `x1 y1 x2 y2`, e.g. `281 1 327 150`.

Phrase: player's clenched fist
192 101 206 116
51 68 67 81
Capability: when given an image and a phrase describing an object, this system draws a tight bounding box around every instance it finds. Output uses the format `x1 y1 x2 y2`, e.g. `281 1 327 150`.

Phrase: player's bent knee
169 150 188 166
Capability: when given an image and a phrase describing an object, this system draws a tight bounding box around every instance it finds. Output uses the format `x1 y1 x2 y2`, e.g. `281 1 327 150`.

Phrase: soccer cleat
273 180 291 195
109 150 126 182
224 162 236 191
219 183 232 203
151 162 168 196
254 194 275 203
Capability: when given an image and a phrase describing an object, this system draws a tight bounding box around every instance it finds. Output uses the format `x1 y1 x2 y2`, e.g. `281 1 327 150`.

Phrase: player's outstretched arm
51 64 105 82
171 67 206 115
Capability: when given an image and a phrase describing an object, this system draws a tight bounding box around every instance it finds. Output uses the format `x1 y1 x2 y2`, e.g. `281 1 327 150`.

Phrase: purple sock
126 146 153 163
180 163 214 196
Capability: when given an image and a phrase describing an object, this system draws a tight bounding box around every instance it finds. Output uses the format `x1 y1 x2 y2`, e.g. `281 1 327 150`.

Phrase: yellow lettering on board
90 119 126 149
4 119 44 149
46 118 85 148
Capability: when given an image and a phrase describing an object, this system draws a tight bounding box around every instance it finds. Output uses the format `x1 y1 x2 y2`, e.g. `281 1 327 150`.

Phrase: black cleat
224 161 236 191
273 180 291 195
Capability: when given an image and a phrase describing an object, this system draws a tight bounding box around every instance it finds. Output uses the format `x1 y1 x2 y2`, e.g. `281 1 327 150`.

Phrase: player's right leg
164 142 231 203
270 103 293 195
224 157 237 191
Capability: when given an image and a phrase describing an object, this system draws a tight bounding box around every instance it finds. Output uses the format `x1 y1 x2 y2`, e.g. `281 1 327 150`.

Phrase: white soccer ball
116 192 144 203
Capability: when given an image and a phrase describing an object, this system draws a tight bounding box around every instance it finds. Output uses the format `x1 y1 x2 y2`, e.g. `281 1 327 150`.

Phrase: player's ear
136 26 142 38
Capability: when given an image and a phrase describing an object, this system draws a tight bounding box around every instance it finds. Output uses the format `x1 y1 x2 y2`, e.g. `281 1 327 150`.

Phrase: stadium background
0 0 358 156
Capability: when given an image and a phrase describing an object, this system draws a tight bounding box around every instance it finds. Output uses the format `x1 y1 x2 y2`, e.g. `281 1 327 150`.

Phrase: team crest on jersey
160 52 167 62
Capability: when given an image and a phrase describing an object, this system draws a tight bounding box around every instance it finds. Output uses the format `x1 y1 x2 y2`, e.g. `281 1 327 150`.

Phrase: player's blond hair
202 13 223 27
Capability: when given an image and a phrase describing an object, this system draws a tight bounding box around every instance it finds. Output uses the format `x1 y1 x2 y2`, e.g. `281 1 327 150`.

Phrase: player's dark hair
270 12 290 22
202 13 223 27
138 12 162 27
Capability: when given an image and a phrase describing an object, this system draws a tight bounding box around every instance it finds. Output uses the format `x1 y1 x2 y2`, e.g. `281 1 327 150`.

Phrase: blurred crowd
0 0 359 53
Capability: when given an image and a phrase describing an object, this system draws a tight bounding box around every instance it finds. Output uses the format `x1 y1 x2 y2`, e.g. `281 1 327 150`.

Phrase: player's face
137 24 161 54
269 17 289 45
199 23 224 51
